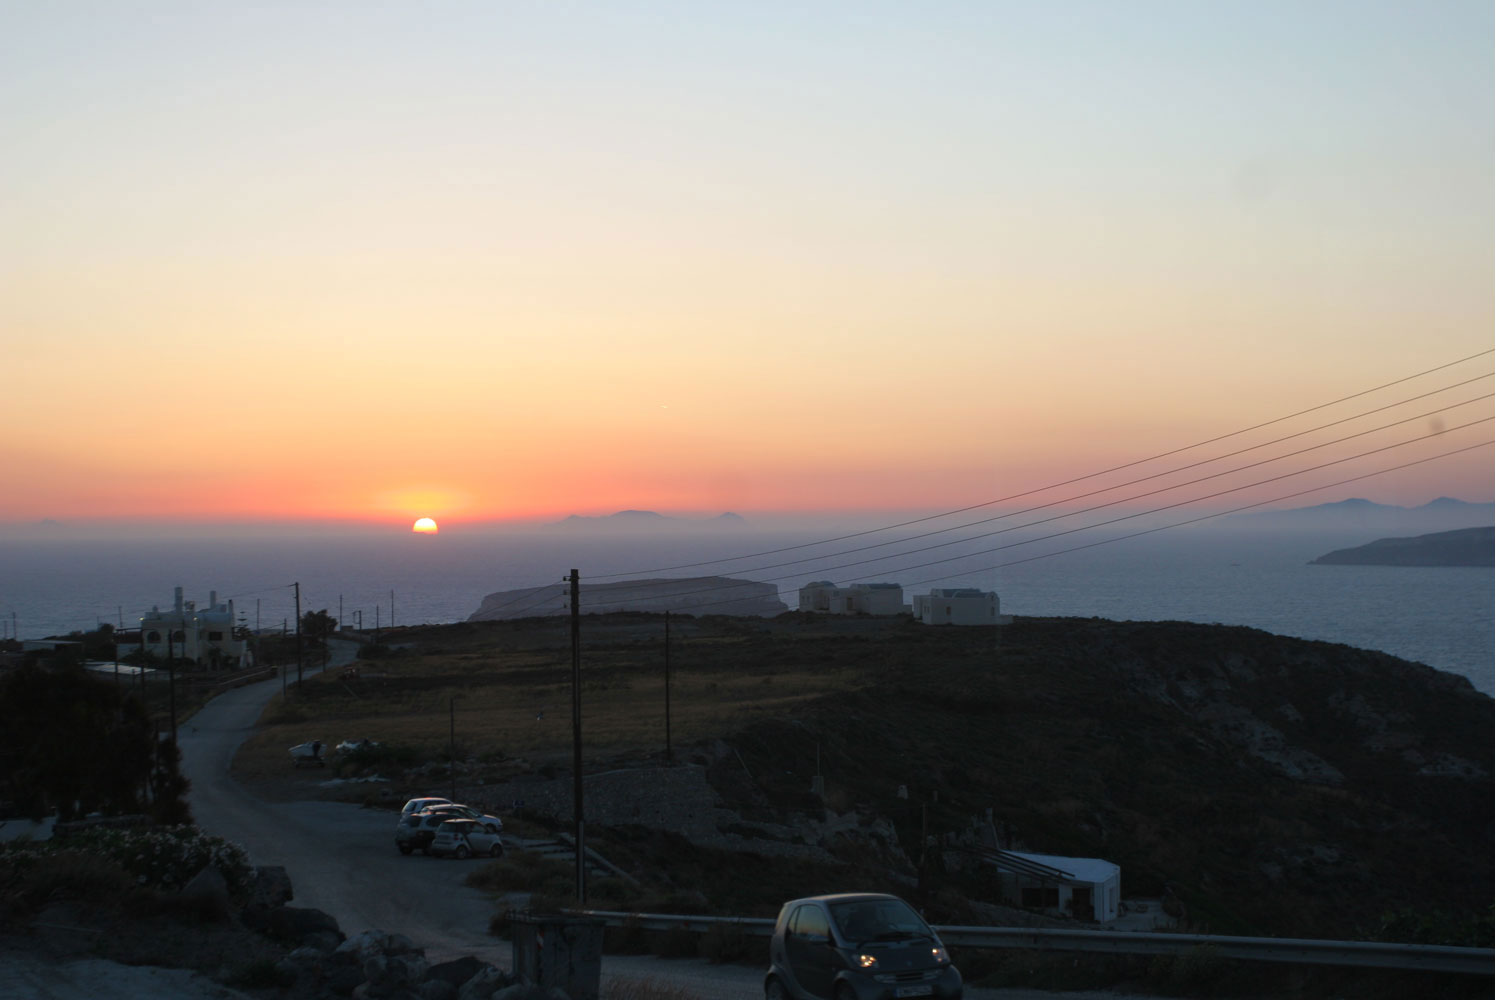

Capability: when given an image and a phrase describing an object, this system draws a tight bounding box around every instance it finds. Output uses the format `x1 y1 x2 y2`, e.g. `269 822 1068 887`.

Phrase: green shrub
6 849 134 910
1 826 253 901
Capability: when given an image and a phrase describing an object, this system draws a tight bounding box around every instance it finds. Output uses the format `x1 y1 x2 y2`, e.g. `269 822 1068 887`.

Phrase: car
399 797 452 817
394 804 503 854
336 738 382 754
426 803 503 833
765 893 963 1000
395 810 458 854
428 818 506 860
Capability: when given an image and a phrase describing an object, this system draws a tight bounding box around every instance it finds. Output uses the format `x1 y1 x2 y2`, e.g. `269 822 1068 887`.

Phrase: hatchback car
428 818 505 859
765 893 963 1000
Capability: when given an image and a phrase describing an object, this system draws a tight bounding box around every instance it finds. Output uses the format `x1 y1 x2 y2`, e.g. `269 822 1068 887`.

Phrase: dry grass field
231 613 873 788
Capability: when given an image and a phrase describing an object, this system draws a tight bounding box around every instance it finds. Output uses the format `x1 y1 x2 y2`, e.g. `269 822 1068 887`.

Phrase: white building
139 587 249 668
799 581 905 615
911 587 1008 625
993 850 1121 923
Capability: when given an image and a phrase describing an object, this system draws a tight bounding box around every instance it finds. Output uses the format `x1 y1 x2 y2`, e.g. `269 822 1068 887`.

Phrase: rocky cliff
468 576 787 620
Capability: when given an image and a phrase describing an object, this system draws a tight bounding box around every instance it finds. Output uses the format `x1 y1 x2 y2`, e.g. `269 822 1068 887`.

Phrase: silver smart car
765 892 963 1000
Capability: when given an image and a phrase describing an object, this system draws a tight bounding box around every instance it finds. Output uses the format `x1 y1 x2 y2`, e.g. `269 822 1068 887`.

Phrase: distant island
1227 496 1494 535
1309 526 1494 567
546 510 749 530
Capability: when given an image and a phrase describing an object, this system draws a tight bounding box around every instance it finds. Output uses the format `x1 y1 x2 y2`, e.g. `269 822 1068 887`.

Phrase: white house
139 587 249 668
798 581 839 612
912 587 1009 625
993 850 1121 923
800 581 905 615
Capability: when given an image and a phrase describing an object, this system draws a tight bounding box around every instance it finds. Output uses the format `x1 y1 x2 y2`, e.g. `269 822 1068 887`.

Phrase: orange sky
2 4 1493 531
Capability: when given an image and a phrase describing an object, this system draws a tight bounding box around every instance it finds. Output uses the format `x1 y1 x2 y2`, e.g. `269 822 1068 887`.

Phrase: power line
585 350 1493 581
576 422 1492 613
578 402 1493 601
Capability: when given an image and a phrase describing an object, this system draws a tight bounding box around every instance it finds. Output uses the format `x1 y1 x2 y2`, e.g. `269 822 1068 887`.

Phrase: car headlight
932 945 949 964
855 953 878 969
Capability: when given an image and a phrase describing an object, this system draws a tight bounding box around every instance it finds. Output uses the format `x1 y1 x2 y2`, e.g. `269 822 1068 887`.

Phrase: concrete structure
994 850 1122 923
139 587 249 668
799 581 905 615
912 587 1008 625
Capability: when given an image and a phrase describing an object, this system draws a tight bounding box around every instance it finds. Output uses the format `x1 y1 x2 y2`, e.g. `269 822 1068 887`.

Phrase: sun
412 517 438 534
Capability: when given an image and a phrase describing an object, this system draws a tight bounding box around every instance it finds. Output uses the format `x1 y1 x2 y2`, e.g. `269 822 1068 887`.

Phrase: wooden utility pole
294 582 303 688
570 569 585 904
664 611 672 761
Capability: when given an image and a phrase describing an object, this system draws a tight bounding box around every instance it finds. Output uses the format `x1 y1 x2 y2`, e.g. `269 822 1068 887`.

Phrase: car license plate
894 987 933 998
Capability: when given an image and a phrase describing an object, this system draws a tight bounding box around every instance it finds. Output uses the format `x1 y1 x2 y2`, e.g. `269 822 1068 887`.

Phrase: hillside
1309 526 1494 566
241 613 1493 945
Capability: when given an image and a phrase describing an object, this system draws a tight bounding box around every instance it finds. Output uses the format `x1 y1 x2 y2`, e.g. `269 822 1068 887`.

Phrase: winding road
178 641 1110 1000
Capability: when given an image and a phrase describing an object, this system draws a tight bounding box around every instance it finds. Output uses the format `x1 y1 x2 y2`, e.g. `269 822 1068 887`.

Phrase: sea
1 525 1493 696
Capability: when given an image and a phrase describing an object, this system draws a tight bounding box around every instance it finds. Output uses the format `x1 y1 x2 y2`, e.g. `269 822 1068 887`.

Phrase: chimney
174 587 183 613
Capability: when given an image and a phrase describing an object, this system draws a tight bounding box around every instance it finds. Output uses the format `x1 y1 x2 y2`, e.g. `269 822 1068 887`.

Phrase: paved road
179 641 1123 1000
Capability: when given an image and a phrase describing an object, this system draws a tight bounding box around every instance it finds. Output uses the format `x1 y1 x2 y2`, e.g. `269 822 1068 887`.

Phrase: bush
1 825 254 901
2 849 135 913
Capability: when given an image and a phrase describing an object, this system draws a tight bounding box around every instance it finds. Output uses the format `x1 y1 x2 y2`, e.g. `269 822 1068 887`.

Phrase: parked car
765 893 963 1000
427 803 503 833
394 804 500 854
399 797 452 817
336 738 382 754
428 818 505 859
395 810 456 854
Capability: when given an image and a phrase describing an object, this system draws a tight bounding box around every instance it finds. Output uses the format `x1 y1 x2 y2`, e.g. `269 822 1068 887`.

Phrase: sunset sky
2 2 1494 531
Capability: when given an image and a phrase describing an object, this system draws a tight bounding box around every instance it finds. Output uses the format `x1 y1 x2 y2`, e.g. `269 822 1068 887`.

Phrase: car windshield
828 898 932 944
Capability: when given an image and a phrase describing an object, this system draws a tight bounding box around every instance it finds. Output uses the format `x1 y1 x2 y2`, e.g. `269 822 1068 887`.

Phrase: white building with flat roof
993 850 1121 923
139 586 249 668
799 581 905 615
912 587 1008 626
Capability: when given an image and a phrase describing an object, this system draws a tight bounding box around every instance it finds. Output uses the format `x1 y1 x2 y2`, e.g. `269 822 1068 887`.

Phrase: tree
0 663 162 821
302 609 338 666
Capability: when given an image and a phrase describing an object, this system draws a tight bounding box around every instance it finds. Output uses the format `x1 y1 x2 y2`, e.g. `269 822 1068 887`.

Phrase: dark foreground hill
242 611 1493 946
711 616 1493 942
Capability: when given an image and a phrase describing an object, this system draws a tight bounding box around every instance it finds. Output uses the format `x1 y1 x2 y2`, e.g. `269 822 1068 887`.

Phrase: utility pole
450 696 457 801
339 594 343 631
166 621 177 744
294 582 303 689
664 611 672 762
570 569 585 904
390 590 395 630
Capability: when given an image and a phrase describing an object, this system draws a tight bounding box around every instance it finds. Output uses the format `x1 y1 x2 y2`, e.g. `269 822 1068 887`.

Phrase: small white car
428 818 505 860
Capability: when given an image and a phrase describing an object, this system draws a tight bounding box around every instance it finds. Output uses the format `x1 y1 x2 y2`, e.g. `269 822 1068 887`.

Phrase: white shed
993 850 1121 923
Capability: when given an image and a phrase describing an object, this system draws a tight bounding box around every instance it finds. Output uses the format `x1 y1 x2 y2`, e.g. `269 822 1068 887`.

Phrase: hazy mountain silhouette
546 510 749 531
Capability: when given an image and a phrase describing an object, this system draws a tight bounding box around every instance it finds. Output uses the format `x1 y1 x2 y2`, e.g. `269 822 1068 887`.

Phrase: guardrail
566 910 1493 976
